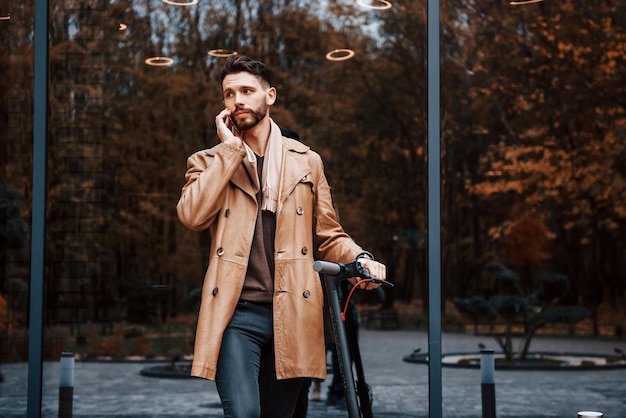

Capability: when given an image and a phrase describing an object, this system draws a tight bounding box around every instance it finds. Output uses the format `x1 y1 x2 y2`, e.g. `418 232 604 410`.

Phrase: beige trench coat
176 136 365 381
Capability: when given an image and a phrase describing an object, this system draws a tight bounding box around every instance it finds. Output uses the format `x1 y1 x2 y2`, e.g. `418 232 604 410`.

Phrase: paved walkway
1 330 624 417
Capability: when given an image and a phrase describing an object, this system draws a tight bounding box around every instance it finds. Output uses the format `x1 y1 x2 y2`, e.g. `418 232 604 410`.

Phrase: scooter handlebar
314 259 394 288
313 260 343 275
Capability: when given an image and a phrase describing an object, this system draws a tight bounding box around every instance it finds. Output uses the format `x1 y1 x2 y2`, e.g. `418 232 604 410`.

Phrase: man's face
222 72 276 131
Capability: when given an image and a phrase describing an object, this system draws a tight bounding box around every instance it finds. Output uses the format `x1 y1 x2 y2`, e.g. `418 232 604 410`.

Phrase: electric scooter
314 258 394 418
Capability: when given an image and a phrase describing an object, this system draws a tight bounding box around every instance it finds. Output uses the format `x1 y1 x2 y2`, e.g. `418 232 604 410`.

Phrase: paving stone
0 330 624 417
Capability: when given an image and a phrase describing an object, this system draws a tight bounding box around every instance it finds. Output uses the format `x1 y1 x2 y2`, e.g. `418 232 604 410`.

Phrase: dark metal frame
319 266 378 418
26 1 443 416
27 0 49 417
427 1 443 417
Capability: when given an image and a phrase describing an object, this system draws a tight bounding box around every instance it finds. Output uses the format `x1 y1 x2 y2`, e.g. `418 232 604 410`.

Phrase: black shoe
325 392 338 406
334 396 347 410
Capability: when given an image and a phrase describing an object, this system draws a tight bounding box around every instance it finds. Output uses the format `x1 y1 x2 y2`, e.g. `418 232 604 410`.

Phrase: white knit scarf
242 119 282 213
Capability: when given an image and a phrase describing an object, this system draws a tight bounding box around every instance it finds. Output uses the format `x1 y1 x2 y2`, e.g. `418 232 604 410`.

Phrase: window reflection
0 0 624 416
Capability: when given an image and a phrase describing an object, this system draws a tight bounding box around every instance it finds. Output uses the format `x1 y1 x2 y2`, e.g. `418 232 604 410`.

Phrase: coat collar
208 137 312 201
282 137 310 154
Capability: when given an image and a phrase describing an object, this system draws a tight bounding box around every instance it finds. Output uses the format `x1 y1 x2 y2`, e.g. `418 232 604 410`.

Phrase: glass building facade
1 0 625 417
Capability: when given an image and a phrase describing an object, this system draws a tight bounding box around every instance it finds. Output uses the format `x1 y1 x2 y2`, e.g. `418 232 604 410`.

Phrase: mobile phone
227 115 238 132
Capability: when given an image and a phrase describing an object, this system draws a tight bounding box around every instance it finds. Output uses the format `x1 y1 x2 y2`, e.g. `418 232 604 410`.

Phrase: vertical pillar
427 0 442 417
27 0 49 417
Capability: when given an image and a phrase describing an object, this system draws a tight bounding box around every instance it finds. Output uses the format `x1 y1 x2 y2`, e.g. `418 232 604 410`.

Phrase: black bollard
59 352 74 418
480 349 496 418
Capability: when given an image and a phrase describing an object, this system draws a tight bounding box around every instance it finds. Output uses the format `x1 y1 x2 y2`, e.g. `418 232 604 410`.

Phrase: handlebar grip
313 260 342 275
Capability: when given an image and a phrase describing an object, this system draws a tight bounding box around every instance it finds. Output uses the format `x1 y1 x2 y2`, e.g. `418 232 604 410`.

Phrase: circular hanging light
0 13 10 21
144 56 174 67
208 49 238 58
356 0 392 10
162 0 198 5
325 49 356 62
509 0 544 4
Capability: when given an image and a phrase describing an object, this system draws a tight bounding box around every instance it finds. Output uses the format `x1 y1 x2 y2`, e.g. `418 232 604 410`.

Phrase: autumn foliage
0 0 624 339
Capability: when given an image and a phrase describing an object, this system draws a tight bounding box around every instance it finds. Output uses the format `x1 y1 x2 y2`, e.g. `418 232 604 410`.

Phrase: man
176 55 386 418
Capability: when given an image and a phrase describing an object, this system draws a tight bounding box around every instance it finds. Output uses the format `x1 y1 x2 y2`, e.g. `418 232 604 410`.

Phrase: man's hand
356 259 387 290
215 108 243 148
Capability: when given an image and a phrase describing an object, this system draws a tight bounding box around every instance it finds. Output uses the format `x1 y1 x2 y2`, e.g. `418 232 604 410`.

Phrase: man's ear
266 87 277 105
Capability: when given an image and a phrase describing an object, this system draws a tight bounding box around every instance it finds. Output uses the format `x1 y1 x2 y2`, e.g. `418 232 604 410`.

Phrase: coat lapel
230 163 258 200
224 137 311 207
204 144 258 200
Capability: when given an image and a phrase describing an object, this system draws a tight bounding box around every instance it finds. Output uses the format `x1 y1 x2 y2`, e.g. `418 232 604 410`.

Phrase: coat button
296 207 304 215
225 208 230 218
301 247 308 255
303 290 310 298
217 247 224 256
212 287 219 296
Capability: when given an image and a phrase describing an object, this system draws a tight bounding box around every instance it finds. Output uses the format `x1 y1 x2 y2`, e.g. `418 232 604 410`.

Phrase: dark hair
220 55 272 87
280 127 300 141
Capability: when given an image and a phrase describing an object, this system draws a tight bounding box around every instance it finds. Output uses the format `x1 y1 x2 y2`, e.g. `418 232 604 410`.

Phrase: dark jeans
215 301 305 418
292 378 312 418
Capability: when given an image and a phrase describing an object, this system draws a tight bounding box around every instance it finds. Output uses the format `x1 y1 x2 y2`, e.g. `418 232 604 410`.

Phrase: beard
233 102 268 131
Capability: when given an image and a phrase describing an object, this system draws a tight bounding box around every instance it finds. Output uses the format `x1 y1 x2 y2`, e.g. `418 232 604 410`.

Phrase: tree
455 264 590 361
2 0 625 337
453 0 626 316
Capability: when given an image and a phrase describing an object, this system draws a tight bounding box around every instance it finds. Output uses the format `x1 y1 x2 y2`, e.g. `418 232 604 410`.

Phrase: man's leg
258 331 305 418
215 301 272 418
291 378 311 418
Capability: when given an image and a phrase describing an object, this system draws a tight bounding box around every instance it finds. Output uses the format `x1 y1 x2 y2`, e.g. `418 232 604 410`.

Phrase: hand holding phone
215 108 242 148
